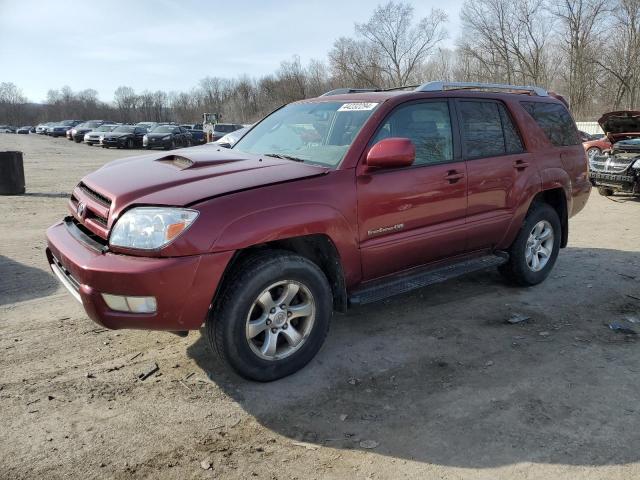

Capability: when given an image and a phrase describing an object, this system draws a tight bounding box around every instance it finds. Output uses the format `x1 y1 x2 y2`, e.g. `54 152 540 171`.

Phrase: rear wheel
127 138 134 149
499 203 561 286
597 186 614 197
206 250 332 381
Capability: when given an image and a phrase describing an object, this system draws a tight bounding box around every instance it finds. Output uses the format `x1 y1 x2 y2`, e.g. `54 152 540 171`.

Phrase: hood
104 132 131 138
81 147 329 215
598 111 640 142
146 132 173 138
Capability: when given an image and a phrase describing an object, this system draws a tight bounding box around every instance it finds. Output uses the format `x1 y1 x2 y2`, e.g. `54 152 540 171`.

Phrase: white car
0 125 15 133
84 124 118 145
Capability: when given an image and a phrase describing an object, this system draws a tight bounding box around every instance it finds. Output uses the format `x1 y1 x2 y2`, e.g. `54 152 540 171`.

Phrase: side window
458 101 505 159
372 101 453 166
498 103 524 154
520 101 580 146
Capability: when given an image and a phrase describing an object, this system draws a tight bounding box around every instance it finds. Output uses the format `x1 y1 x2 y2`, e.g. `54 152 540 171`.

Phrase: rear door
356 100 468 280
455 99 529 251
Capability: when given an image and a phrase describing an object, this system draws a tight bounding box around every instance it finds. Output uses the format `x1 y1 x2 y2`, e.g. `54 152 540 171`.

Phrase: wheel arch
216 234 348 313
530 187 569 248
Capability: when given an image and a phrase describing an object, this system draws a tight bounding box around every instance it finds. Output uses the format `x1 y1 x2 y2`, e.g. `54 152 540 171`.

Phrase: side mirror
217 142 231 149
366 138 415 169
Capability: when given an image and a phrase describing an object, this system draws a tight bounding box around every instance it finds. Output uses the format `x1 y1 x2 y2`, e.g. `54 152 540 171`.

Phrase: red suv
46 82 591 381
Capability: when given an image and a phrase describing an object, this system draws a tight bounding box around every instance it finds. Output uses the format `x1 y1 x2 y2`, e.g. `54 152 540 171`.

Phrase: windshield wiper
263 153 305 162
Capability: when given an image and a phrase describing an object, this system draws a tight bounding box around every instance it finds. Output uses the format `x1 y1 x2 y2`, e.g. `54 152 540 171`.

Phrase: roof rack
320 85 420 97
320 88 380 96
416 81 548 97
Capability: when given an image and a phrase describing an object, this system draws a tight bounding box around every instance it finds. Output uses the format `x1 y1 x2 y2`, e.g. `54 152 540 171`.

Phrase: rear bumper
45 220 234 331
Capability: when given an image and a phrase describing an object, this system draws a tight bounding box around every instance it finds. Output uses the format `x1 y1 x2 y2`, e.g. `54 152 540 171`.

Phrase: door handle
444 170 465 183
513 159 530 170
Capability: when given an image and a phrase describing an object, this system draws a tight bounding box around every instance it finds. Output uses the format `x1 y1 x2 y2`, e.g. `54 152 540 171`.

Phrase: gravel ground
1 133 640 480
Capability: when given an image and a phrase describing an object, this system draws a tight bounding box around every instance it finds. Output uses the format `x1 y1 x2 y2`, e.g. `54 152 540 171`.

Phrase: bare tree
0 82 27 125
354 2 448 86
595 0 640 110
552 0 609 117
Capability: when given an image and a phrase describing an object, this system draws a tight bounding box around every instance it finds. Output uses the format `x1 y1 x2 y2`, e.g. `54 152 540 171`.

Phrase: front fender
211 203 362 285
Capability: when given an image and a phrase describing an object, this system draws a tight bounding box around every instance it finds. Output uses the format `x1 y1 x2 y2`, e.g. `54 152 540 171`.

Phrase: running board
349 254 508 306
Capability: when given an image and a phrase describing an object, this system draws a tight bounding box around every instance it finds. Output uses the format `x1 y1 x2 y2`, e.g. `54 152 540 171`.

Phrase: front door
356 100 468 280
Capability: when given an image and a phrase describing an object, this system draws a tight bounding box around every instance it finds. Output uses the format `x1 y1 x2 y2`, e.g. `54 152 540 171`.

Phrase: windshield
84 121 101 128
233 101 379 167
214 124 236 133
96 125 115 132
150 125 175 133
112 126 135 133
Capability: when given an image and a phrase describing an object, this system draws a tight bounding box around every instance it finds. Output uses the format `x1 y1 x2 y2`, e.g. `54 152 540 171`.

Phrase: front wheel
206 250 332 381
499 203 561 286
586 147 601 160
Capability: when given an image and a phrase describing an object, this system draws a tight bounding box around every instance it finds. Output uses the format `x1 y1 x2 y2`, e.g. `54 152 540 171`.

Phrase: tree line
1 0 638 126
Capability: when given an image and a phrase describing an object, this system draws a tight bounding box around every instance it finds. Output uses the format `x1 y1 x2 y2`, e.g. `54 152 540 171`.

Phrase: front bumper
590 171 639 193
100 137 123 147
144 137 171 148
46 219 234 331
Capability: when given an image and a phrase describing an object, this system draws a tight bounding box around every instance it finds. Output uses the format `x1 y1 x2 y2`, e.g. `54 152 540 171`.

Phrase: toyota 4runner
46 81 591 381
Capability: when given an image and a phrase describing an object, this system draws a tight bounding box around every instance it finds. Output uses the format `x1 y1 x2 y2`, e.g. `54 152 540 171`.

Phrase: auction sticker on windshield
337 102 378 112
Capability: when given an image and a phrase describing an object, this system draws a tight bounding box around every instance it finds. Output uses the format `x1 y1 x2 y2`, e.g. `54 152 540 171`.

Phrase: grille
78 182 112 206
590 156 633 173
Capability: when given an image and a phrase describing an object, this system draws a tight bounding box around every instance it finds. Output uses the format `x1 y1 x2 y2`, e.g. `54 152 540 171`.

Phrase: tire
127 138 134 149
586 147 601 160
206 250 333 381
499 202 561 286
598 186 614 197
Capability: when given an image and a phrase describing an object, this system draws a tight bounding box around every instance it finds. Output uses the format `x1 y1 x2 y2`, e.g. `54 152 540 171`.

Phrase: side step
349 254 508 306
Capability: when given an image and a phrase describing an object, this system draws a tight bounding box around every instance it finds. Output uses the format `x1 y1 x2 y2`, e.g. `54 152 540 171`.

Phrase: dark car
589 111 640 196
16 126 32 134
211 123 244 141
180 123 206 145
143 125 192 150
50 120 82 137
70 120 110 143
46 81 591 381
100 125 147 149
136 122 159 131
0 125 16 133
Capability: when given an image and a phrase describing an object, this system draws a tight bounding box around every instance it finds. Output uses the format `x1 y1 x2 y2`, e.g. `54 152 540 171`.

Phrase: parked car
143 125 192 150
84 124 118 145
583 134 612 160
213 126 250 148
211 123 244 141
50 120 82 137
35 122 53 134
180 124 205 145
588 110 640 197
70 120 113 143
0 125 16 133
45 81 590 381
16 126 32 134
100 125 147 149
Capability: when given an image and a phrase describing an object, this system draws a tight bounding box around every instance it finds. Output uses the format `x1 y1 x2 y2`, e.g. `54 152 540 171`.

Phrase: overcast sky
0 0 463 103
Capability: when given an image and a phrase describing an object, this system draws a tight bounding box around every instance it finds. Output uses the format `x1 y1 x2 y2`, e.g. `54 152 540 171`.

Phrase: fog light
101 294 157 313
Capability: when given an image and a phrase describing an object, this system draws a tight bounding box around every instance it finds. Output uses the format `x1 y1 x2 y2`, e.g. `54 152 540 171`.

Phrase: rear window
214 124 236 133
520 101 580 146
458 100 524 159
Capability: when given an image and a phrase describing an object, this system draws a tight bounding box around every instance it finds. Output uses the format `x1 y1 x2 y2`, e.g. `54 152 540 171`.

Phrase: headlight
99 135 104 140
633 159 640 169
109 207 199 250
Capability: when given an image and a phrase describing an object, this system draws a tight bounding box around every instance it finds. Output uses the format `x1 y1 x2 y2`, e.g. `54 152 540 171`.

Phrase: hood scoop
155 154 239 170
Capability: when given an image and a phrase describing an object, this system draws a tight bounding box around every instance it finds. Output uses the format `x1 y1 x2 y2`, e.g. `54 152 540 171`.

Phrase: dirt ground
1 133 640 480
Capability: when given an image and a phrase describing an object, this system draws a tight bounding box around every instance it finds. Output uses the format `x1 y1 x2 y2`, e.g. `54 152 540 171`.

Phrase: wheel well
531 188 568 248
221 235 348 313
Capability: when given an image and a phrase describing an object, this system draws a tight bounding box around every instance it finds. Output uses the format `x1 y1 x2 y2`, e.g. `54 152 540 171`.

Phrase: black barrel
0 151 25 195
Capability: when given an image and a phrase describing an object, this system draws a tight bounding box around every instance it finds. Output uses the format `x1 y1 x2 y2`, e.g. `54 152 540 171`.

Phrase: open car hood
598 111 640 143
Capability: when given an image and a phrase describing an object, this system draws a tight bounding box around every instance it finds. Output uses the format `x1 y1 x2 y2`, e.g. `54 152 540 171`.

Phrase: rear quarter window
520 101 580 146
